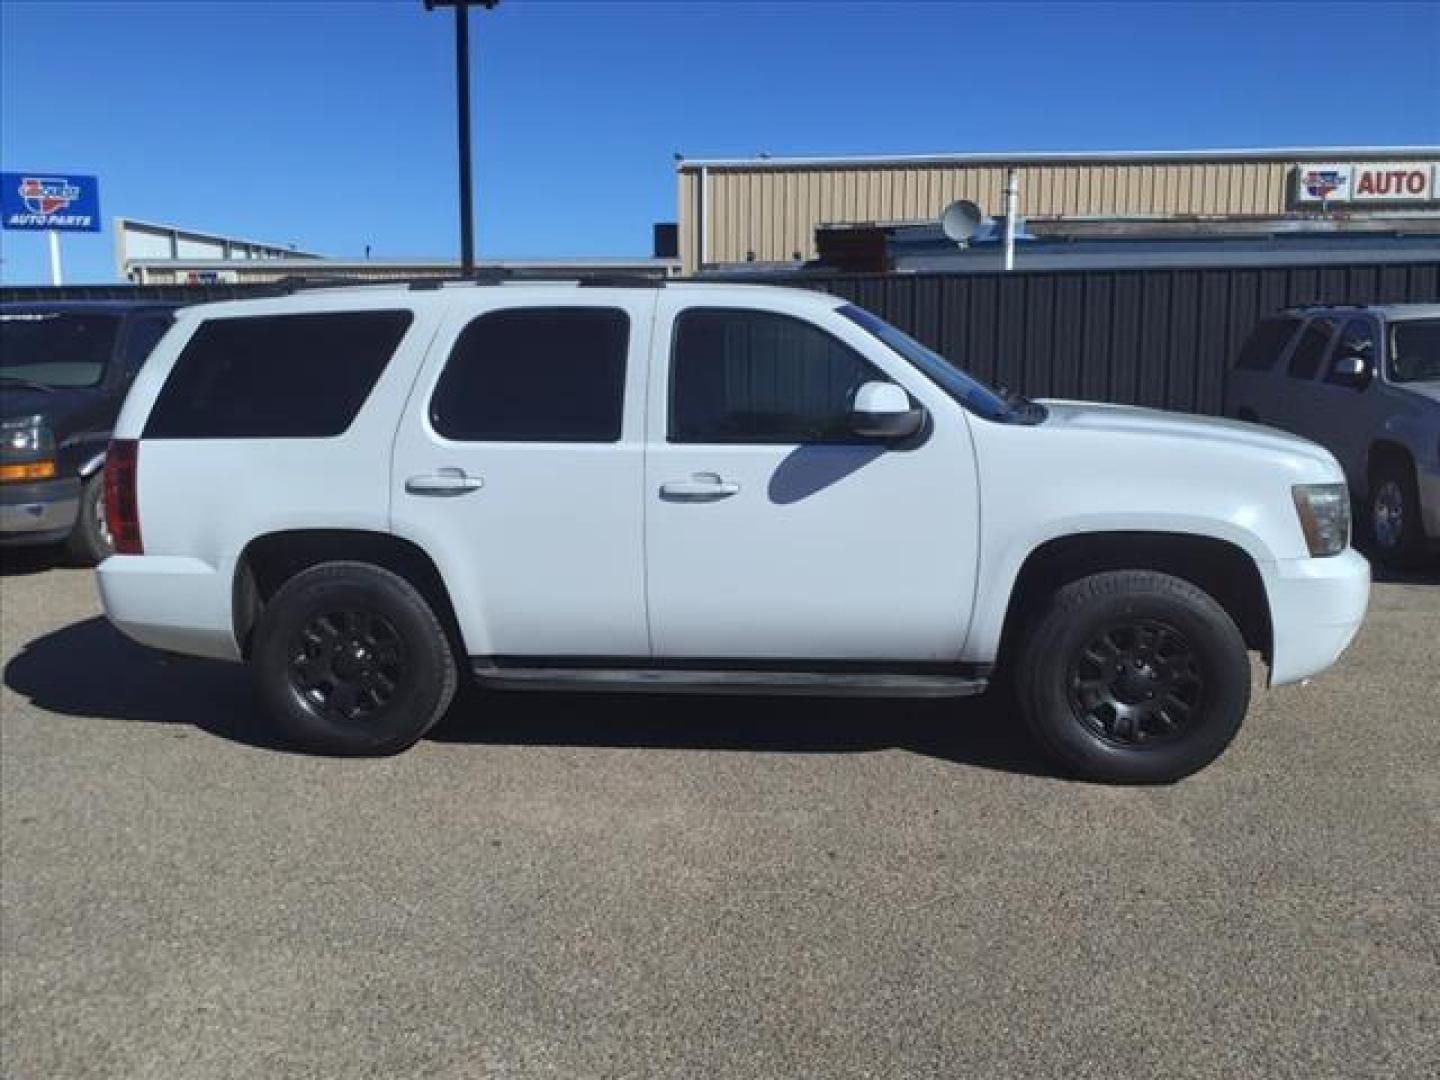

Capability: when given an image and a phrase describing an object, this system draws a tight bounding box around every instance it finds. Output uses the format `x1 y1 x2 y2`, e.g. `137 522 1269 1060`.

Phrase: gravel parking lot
2 553 1437 1079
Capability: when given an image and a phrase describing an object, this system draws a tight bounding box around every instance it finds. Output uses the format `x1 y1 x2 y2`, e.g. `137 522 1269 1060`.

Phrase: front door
391 294 655 658
1311 316 1385 489
643 297 980 661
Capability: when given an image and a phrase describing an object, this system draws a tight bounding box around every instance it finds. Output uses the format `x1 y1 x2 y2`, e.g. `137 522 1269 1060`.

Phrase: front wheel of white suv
1013 570 1252 783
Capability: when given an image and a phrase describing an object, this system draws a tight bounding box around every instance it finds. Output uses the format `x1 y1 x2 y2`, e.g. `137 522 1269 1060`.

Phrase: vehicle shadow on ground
3 617 287 751
1369 563 1440 586
429 683 1059 779
4 617 1062 779
0 547 72 578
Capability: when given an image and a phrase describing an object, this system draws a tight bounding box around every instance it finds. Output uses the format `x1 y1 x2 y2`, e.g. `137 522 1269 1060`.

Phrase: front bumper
1264 547 1370 687
1417 462 1440 541
0 476 79 546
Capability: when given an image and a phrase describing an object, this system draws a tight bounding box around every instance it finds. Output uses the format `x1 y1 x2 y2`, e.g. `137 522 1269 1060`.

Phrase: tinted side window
121 315 172 380
430 308 628 442
1324 318 1375 383
1236 317 1301 371
1286 319 1337 380
670 308 885 444
145 311 412 439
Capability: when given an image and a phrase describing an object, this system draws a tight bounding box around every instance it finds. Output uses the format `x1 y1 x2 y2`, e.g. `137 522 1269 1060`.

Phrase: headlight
1292 483 1350 557
0 416 57 481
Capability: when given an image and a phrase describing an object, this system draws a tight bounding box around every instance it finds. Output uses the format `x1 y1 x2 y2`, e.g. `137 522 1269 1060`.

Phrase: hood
1036 399 1340 472
0 386 105 430
1394 380 1440 405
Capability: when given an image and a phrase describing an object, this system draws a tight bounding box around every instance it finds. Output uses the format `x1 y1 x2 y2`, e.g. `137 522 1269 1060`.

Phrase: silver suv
1228 303 1440 568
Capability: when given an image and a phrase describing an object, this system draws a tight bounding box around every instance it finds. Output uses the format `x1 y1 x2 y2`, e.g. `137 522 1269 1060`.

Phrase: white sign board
1295 162 1437 204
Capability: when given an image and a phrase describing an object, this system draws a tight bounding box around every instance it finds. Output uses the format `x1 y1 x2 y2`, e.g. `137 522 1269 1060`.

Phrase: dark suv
1 301 177 563
1226 303 1439 569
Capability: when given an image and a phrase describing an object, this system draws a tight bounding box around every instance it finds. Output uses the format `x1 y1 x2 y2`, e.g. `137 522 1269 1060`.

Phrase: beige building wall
676 151 1440 271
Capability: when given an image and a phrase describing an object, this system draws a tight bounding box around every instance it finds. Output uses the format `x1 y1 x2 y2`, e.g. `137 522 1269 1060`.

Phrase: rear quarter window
1235 317 1301 372
144 310 412 439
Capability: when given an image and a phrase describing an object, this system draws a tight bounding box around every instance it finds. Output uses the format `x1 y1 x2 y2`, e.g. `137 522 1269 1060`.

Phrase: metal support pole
1002 168 1018 272
698 165 709 269
454 0 475 276
47 231 62 286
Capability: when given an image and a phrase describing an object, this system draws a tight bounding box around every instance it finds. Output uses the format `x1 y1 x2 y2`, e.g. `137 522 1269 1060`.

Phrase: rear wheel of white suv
252 562 459 755
1014 571 1251 783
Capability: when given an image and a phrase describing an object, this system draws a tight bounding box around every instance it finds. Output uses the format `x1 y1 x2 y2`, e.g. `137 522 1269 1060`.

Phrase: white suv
97 280 1369 782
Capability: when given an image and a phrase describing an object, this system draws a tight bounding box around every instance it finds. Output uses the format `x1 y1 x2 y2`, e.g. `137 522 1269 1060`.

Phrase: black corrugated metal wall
783 261 1439 415
4 260 1437 415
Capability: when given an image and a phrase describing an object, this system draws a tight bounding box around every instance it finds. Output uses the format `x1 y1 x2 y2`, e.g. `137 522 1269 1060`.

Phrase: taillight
103 439 143 555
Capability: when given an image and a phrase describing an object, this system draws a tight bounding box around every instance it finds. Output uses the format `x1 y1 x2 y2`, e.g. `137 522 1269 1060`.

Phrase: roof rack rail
1281 301 1366 312
272 271 671 294
449 269 667 288
272 274 463 293
575 274 667 288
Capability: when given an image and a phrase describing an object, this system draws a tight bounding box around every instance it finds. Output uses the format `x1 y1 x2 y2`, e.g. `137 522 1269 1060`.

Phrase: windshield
1389 319 1440 384
0 311 121 389
837 304 1044 424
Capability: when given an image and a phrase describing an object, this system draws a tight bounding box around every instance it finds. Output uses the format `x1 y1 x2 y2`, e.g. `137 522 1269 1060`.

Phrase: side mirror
1330 353 1371 388
849 381 925 440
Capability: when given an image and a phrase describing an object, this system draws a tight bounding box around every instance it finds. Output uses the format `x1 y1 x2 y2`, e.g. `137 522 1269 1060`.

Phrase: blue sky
1 0 1437 284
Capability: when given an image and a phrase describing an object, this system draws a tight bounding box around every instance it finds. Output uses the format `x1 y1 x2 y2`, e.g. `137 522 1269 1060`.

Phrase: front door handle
659 472 740 501
406 468 483 496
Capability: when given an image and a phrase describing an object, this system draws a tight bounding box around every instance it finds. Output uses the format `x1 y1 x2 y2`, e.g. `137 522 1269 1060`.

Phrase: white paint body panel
643 290 980 659
389 289 656 657
98 282 1369 692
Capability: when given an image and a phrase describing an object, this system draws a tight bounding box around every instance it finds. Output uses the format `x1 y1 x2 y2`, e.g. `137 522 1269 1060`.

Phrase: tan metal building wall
676 148 1440 271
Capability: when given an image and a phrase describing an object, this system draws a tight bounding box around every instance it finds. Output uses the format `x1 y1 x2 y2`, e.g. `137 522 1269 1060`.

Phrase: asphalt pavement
2 550 1437 1079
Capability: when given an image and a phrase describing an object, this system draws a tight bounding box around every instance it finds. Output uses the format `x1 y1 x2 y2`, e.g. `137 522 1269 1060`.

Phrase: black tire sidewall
1019 575 1251 783
1368 462 1425 568
253 564 457 755
65 472 111 566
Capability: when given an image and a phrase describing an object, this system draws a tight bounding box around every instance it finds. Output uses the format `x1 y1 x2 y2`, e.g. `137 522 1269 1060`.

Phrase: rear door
390 291 655 659
1312 316 1385 487
1228 315 1301 423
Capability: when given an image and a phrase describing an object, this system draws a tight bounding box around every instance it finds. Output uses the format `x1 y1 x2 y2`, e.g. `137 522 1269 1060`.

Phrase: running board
471 663 988 699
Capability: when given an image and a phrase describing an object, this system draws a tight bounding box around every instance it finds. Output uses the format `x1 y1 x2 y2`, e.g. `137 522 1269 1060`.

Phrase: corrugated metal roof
677 146 1440 171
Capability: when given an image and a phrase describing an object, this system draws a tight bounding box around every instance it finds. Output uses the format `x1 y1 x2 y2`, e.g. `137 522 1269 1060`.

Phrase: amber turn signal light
0 460 57 482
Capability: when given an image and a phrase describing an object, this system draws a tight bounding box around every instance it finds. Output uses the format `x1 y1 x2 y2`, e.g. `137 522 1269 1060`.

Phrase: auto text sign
1 172 101 231
1295 162 1436 205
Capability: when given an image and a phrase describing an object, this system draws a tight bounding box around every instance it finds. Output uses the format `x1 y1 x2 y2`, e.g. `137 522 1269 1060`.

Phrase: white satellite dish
940 200 984 243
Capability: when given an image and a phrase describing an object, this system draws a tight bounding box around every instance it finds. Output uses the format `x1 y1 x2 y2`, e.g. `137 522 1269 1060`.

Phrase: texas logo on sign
20 177 82 215
1295 165 1352 203
0 171 101 232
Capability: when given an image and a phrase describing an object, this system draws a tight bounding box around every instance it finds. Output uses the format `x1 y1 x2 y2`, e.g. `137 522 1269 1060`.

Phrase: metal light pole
1002 168 1018 272
424 0 498 277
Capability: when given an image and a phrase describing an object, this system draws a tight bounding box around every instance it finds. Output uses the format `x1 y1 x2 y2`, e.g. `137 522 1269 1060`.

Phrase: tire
1013 571 1251 784
251 561 459 755
65 471 113 566
1367 458 1427 570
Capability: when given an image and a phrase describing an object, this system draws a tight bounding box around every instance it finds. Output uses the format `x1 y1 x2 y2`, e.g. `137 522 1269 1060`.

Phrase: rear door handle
659 472 740 501
405 468 483 496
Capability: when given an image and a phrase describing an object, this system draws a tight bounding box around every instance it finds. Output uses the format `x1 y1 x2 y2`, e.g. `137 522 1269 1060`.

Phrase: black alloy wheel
288 609 409 725
1066 619 1204 746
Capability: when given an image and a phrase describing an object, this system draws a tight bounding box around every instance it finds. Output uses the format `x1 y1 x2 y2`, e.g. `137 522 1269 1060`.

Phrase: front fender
962 514 1278 664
